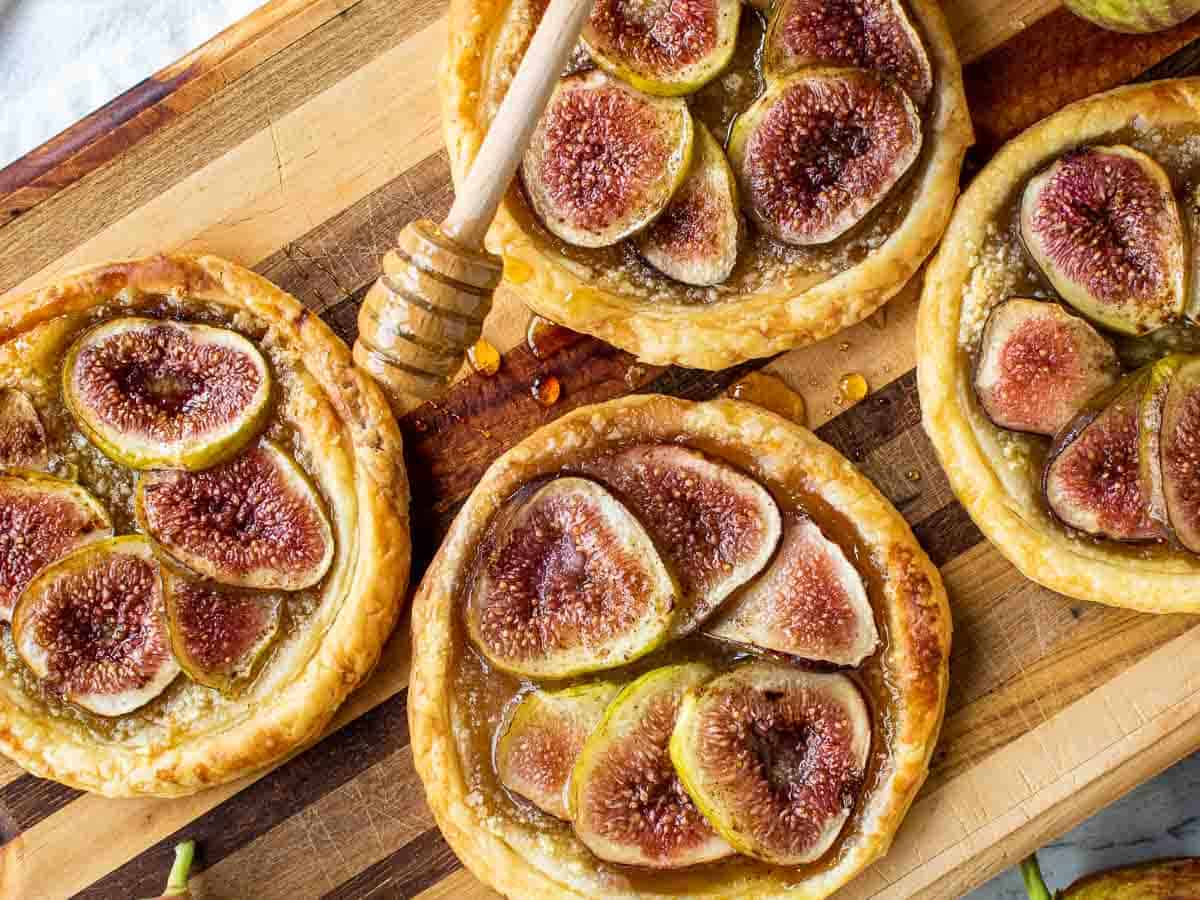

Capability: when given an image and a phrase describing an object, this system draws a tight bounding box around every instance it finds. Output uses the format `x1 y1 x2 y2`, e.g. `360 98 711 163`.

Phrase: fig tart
441 0 973 369
410 395 950 898
0 254 410 796
920 78 1200 612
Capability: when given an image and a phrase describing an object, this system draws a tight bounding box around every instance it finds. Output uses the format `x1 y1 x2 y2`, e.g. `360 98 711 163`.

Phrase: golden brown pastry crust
0 254 411 796
409 394 951 898
919 78 1200 614
440 0 973 370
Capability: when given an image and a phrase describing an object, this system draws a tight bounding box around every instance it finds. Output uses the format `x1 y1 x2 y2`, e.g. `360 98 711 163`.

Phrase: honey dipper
353 0 595 414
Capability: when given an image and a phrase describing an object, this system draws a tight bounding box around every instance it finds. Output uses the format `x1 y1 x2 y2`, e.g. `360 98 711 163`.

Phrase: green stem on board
1021 853 1055 900
163 840 195 896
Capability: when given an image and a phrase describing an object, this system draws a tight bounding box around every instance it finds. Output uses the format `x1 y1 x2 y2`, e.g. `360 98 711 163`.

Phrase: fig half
0 473 113 622
521 71 694 248
13 536 179 716
137 441 334 590
635 122 741 286
670 662 871 865
1138 354 1200 553
0 389 48 471
582 0 741 96
706 516 878 666
974 298 1121 436
764 0 933 107
1044 371 1161 541
1020 146 1186 336
728 67 921 246
570 663 734 867
64 318 271 471
579 444 782 638
467 477 677 679
162 568 281 694
496 681 621 819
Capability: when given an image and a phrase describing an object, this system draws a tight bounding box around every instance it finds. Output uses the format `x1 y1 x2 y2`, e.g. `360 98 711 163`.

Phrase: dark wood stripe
912 500 986 568
963 12 1200 152
0 775 83 839
815 370 920 464
0 0 446 294
321 828 460 900
76 687 412 899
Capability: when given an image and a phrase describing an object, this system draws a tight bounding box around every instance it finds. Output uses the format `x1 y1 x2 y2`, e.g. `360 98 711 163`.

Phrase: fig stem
1021 854 1054 900
164 841 195 896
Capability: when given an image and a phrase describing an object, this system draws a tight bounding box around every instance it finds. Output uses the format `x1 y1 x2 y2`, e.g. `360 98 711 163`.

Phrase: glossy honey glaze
446 431 905 892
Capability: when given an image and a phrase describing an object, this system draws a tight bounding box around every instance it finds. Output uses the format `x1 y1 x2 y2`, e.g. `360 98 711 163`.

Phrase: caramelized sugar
449 436 907 888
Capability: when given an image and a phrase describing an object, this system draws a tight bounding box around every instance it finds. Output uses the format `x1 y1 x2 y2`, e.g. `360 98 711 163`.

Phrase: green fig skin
1064 0 1200 33
1060 858 1200 898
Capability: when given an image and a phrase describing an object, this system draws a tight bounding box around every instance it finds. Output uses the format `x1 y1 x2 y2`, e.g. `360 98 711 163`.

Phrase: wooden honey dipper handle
354 0 595 414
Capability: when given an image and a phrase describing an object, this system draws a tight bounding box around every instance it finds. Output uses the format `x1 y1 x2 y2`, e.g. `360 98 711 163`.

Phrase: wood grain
1 3 1200 899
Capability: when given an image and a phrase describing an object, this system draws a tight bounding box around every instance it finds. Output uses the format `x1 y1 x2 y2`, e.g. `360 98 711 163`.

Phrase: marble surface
2 2 1200 897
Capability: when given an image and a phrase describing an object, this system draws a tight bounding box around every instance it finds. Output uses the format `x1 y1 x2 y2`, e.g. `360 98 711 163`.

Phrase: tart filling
0 254 409 796
919 79 1200 611
411 396 950 898
445 0 972 367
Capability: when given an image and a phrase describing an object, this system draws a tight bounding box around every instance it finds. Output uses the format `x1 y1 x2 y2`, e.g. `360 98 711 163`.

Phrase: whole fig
1065 0 1200 33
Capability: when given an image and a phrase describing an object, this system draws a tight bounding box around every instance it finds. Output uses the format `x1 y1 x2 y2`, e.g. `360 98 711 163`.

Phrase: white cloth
0 0 263 168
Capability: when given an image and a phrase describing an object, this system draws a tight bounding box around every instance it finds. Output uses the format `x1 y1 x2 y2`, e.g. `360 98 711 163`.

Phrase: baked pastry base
440 0 973 370
0 254 411 796
919 79 1200 613
409 394 951 899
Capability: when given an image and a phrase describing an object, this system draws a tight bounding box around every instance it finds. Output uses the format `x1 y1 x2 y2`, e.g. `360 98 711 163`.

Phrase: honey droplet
838 372 869 404
838 341 851 352
527 315 569 360
532 375 561 406
906 469 922 482
504 256 534 284
467 338 500 376
624 364 648 389
725 372 807 426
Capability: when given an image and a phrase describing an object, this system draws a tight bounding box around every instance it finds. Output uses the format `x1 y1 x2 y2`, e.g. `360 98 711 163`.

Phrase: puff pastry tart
920 78 1200 613
410 395 950 898
441 0 972 369
0 254 410 796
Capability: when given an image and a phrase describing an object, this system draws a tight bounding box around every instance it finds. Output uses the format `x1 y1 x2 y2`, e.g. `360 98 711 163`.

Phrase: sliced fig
136 441 334 590
974 298 1121 436
1138 354 1200 553
635 122 740 286
13 536 178 716
0 473 113 622
706 516 878 666
764 0 933 108
521 71 694 248
670 662 871 865
1183 182 1200 324
728 67 921 246
1020 146 1186 336
579 444 781 638
64 317 271 471
582 0 741 96
467 477 676 678
162 568 281 694
496 682 621 819
1044 372 1160 541
0 389 48 470
570 663 734 867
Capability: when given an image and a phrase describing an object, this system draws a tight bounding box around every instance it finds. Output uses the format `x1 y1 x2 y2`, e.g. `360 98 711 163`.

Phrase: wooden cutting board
3 1 1200 897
